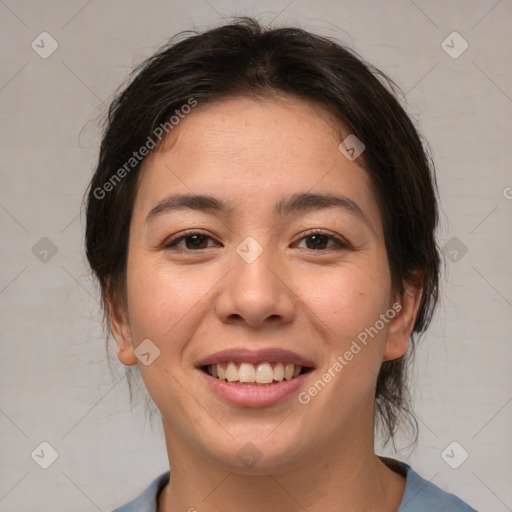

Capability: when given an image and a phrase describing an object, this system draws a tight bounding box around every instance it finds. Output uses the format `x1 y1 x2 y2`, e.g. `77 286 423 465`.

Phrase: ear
383 274 423 361
106 293 137 366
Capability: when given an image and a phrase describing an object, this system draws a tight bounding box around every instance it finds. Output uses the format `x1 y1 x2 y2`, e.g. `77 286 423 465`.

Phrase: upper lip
195 347 316 368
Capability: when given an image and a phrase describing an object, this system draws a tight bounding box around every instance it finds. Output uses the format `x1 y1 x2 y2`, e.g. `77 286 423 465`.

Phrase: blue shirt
111 462 477 511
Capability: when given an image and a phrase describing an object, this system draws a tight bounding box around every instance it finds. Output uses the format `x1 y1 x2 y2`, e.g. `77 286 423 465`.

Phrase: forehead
152 96 344 167
133 96 380 227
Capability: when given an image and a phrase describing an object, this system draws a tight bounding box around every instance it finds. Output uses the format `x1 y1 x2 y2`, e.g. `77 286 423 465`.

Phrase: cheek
295 266 393 425
300 258 392 349
125 254 214 347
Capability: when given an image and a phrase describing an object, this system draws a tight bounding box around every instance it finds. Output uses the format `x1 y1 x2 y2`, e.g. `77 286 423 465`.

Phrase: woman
85 18 477 512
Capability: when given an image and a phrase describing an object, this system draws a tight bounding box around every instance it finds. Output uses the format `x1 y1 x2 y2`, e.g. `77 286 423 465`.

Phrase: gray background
1 1 511 510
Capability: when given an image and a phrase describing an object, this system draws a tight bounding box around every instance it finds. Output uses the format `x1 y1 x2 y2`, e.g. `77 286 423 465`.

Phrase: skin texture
109 96 422 511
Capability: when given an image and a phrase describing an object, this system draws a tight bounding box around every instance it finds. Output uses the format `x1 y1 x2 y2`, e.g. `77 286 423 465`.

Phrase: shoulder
110 471 170 512
399 462 478 511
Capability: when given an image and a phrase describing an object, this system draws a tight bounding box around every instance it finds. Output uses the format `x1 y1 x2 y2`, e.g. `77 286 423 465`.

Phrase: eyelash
162 229 350 252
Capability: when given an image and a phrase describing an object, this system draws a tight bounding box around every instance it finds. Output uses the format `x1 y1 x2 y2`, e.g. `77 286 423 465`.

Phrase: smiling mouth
202 362 313 386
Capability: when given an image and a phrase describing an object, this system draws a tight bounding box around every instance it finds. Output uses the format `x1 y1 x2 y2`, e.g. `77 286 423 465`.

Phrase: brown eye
163 231 220 250
304 234 331 250
295 230 349 251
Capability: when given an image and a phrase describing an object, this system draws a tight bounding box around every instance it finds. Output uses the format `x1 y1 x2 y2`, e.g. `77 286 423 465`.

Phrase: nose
214 244 296 329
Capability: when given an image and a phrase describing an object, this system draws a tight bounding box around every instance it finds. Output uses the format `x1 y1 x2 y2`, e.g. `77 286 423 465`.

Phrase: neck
158 418 406 512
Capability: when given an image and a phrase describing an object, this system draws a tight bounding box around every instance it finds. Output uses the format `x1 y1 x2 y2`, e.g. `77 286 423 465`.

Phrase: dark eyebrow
275 192 372 230
145 192 373 231
146 193 231 222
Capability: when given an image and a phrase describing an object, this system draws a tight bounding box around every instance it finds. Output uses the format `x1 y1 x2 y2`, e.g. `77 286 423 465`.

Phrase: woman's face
111 96 417 471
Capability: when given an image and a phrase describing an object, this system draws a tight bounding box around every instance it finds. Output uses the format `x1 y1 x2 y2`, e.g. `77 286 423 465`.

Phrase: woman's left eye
294 231 349 251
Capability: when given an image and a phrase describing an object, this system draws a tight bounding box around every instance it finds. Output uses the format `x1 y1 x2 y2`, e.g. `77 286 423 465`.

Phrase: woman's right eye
163 231 220 251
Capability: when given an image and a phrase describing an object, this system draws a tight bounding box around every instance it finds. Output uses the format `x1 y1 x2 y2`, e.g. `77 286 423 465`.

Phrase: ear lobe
383 277 423 361
106 295 137 367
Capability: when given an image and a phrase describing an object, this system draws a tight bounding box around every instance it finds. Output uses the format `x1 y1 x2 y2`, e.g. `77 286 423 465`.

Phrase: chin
198 428 309 474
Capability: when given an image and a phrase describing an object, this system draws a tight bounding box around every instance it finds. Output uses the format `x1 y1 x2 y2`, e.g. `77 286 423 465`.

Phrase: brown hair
85 17 440 445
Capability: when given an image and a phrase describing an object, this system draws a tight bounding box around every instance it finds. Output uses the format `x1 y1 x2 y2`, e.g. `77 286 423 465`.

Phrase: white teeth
225 362 239 382
273 362 284 381
210 361 305 384
256 363 274 384
239 363 256 383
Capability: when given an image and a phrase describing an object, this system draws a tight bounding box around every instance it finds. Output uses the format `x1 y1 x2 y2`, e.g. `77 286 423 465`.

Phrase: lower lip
199 370 312 407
